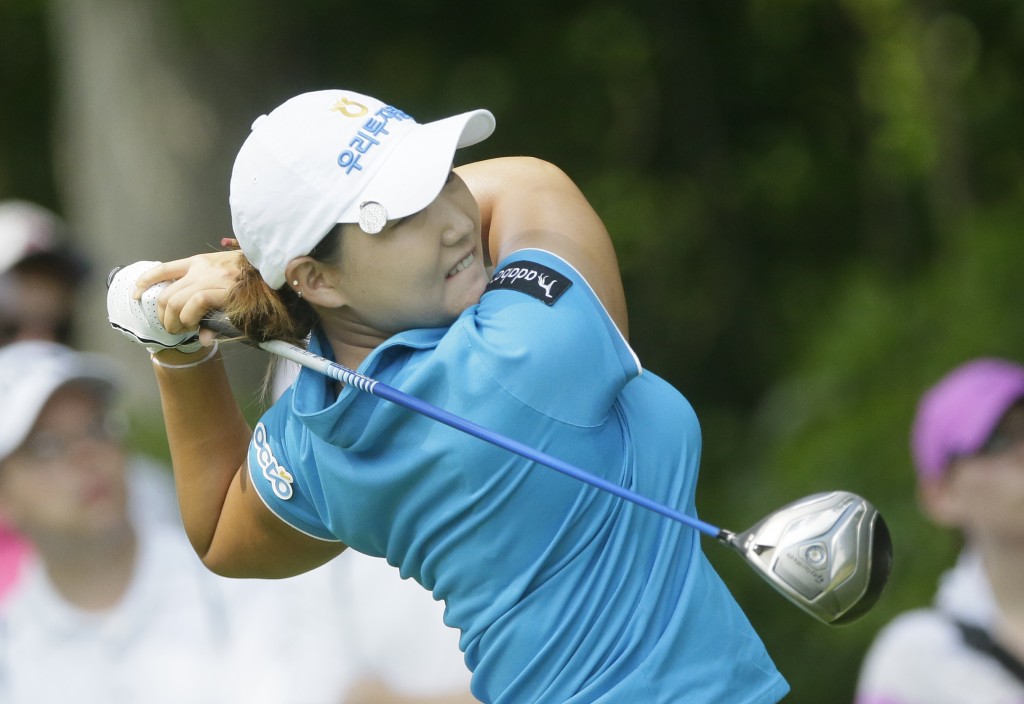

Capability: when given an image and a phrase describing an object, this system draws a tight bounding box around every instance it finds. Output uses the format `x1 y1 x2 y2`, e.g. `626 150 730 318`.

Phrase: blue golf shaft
243 333 724 540
99 259 724 541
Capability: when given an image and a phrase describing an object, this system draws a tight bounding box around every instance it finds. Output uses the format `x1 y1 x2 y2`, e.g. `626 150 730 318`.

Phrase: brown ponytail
221 227 341 346
222 258 317 345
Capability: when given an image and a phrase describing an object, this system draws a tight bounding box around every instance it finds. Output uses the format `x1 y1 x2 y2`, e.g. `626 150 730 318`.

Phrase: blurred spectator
239 549 476 704
0 200 177 602
0 201 474 701
855 357 1024 703
0 199 89 346
0 341 473 703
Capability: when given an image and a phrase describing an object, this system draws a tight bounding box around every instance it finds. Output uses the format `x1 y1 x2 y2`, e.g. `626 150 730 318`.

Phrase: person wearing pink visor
855 357 1024 704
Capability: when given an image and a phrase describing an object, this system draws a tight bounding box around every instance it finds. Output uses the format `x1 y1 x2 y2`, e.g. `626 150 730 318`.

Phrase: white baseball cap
0 341 119 462
229 89 496 289
0 200 88 280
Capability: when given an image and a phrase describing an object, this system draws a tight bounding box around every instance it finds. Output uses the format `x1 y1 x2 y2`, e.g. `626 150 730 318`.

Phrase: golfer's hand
133 250 243 344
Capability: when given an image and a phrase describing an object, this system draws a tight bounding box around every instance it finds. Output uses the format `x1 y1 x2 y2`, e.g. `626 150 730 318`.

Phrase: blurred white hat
0 200 87 280
0 340 119 462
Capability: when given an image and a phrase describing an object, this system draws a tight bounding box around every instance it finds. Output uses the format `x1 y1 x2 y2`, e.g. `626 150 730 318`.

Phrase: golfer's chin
447 269 488 316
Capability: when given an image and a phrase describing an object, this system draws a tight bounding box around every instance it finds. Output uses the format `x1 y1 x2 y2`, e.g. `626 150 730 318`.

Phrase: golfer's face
333 172 488 335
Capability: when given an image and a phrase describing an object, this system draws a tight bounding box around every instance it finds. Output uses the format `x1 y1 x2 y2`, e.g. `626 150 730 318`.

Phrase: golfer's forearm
151 350 251 556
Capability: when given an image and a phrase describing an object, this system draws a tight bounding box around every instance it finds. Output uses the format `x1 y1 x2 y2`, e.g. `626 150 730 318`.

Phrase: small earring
292 280 299 286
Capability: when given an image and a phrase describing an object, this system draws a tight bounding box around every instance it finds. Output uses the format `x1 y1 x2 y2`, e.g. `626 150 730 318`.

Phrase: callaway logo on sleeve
484 261 572 305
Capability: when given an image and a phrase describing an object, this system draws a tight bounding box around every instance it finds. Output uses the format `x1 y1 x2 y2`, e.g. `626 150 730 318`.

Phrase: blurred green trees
3 1 1024 700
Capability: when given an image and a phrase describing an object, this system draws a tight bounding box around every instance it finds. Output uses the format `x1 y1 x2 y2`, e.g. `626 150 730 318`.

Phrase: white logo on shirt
253 422 294 500
484 261 572 306
536 274 556 299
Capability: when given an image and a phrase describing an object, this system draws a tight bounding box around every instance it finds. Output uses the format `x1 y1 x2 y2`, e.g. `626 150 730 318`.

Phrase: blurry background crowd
4 1 1024 701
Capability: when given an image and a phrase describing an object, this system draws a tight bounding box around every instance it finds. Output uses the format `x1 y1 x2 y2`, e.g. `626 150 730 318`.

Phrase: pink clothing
0 523 30 601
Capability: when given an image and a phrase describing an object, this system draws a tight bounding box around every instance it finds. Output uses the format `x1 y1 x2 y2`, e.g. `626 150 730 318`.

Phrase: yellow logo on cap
330 97 368 119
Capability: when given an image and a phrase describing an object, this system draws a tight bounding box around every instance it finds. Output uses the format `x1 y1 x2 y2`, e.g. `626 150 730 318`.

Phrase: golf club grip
198 313 724 538
201 312 374 390
200 312 244 338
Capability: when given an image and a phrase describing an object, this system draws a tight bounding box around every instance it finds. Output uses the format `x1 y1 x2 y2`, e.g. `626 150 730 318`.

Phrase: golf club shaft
203 315 725 540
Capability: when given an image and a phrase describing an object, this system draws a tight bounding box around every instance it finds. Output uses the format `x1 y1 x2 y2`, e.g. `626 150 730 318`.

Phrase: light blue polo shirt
248 249 789 703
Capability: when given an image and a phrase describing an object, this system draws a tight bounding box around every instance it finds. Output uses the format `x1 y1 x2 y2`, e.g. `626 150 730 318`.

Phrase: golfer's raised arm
456 157 629 338
109 256 344 578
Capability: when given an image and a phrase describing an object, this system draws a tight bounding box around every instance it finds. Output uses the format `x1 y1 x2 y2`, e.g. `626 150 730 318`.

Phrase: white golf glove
107 261 202 354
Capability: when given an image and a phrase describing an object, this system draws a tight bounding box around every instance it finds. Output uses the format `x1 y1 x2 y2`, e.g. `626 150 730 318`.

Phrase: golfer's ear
284 258 346 308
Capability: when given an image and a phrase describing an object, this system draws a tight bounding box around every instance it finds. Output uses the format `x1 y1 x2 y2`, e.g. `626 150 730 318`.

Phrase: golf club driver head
722 491 892 625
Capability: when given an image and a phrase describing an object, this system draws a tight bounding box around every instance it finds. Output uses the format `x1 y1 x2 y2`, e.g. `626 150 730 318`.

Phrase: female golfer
108 89 788 703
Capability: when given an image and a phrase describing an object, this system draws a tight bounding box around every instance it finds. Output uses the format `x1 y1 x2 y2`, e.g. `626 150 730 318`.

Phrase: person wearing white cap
106 89 788 703
0 340 232 703
0 202 179 603
855 358 1024 704
0 200 89 347
0 340 475 704
0 201 90 599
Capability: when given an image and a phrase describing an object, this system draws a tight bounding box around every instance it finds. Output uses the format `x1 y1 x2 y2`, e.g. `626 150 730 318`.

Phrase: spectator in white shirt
0 340 473 703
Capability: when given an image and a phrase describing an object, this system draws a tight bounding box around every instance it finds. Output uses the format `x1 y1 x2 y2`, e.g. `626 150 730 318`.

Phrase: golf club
193 311 891 625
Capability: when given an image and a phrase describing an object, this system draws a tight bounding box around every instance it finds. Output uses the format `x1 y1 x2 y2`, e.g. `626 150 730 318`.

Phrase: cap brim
339 109 495 224
12 249 90 283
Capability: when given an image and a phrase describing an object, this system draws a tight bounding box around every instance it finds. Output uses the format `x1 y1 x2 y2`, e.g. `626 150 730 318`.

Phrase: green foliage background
4 1 1024 700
